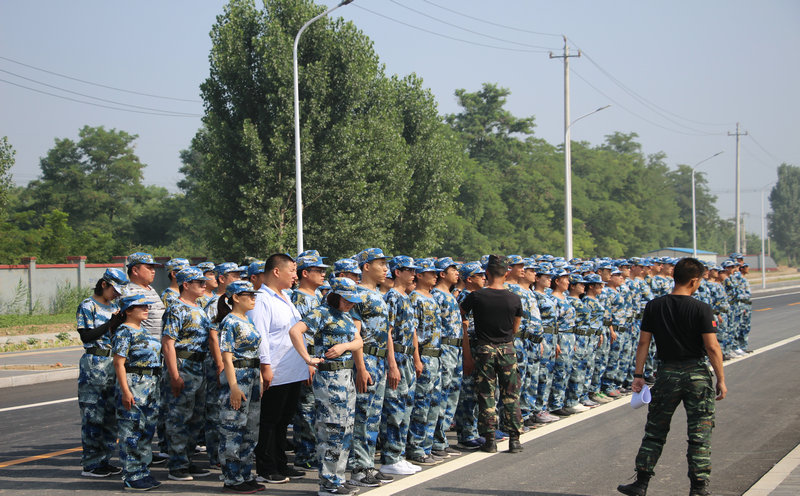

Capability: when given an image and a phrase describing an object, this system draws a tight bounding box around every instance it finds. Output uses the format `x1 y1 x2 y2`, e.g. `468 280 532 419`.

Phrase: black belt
86 347 111 357
542 326 557 334
363 344 387 358
317 360 354 371
307 344 314 355
530 334 543 344
176 350 206 361
558 329 574 334
573 328 592 336
419 347 441 358
441 337 461 347
393 344 413 355
513 331 525 339
125 365 161 376
660 358 706 368
232 358 260 369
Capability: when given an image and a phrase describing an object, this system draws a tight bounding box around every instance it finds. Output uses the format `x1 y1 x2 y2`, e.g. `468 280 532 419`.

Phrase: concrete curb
751 284 800 295
742 442 800 495
0 367 78 389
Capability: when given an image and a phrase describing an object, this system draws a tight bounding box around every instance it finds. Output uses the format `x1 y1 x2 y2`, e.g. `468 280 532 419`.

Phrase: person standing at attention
617 257 726 496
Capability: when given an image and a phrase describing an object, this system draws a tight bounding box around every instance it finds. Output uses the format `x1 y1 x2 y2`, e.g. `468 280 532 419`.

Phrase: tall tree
769 163 800 264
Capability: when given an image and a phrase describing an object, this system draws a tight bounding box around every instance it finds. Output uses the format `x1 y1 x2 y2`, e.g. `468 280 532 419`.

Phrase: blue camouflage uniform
113 317 162 484
218 310 262 487
406 260 442 460
348 249 392 474
77 296 120 472
379 258 419 466
565 290 591 408
579 291 606 403
303 293 360 491
534 288 559 415
431 258 463 453
290 285 322 469
601 281 631 393
454 283 479 444
162 269 211 472
548 291 577 411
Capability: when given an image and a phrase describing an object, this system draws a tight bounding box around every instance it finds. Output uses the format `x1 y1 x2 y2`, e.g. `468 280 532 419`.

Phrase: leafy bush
49 282 90 315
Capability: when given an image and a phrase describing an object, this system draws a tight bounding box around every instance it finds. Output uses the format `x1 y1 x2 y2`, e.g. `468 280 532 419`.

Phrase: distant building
642 247 717 264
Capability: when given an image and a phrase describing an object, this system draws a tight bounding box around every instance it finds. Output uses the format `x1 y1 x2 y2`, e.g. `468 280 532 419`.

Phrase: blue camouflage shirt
353 286 390 346
291 289 321 342
219 313 261 360
113 323 162 368
569 295 589 333
582 296 606 335
432 288 462 340
457 289 475 338
303 304 358 363
553 295 576 333
409 291 441 348
162 299 210 353
385 288 417 349
161 287 180 310
76 297 119 350
534 291 559 330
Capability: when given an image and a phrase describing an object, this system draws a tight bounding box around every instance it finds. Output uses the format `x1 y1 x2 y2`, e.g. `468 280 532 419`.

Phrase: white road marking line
0 397 77 413
752 290 800 300
742 442 800 495
365 333 800 496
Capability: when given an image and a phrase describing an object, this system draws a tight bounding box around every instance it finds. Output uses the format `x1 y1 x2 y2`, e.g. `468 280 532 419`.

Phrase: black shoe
348 468 380 487
480 437 497 453
523 417 537 427
279 466 305 479
508 437 523 453
149 456 166 465
82 465 117 478
256 473 290 484
689 479 711 496
103 463 123 475
168 469 193 481
644 376 656 385
550 408 571 417
368 468 393 484
617 472 650 496
188 464 210 477
244 479 266 492
224 482 258 494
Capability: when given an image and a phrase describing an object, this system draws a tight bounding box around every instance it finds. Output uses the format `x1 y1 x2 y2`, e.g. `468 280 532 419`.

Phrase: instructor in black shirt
461 255 523 454
618 257 727 496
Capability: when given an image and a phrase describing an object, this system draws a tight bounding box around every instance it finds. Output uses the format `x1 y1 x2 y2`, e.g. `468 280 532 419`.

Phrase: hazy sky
1 0 798 243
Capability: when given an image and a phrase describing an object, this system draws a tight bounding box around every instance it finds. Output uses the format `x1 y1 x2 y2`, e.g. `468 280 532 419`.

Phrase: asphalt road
0 289 797 496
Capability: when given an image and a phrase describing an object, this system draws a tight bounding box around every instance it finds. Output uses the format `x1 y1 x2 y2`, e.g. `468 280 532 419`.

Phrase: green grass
0 313 74 328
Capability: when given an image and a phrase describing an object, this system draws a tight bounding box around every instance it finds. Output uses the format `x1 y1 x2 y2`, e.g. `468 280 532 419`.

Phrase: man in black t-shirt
618 258 727 496
461 255 523 454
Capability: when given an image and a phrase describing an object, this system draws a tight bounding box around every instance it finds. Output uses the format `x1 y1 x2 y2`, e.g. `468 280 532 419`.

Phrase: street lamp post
294 0 354 255
691 151 724 257
564 104 610 259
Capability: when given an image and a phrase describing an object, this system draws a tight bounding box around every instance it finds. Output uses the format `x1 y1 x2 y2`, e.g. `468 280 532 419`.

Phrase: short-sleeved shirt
432 288 462 340
219 313 261 360
291 289 321 342
198 293 220 319
303 304 358 362
553 295 576 333
457 289 475 338
353 286 390 346
162 299 210 353
123 283 165 336
410 291 441 348
534 291 559 329
76 297 118 350
161 287 180 309
605 287 629 327
460 288 522 345
569 295 590 334
113 323 162 368
641 294 716 362
581 296 606 334
385 289 416 349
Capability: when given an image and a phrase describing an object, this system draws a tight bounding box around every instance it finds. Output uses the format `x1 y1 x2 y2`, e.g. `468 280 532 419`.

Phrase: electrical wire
388 0 558 50
0 55 201 103
0 69 201 117
0 78 202 118
748 133 784 165
420 0 561 38
353 4 552 53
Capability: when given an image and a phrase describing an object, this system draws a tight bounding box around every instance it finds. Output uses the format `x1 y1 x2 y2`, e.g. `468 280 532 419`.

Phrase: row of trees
0 0 795 265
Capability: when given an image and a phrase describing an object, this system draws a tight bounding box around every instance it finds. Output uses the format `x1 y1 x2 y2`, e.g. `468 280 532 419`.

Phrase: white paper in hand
631 384 652 409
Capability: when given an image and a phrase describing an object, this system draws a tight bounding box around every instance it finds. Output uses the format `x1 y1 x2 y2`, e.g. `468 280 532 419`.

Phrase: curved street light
691 151 724 257
294 0 354 255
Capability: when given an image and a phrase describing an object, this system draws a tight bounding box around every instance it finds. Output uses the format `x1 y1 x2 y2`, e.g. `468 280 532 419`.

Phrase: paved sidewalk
0 346 82 389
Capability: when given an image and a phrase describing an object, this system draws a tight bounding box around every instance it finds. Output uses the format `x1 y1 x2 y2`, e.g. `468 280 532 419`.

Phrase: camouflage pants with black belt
474 342 522 437
634 360 715 482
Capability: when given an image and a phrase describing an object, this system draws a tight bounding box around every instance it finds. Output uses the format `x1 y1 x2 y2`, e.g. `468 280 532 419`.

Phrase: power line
569 68 716 137
0 69 201 117
748 133 785 165
0 55 202 103
0 78 203 118
353 4 552 53
420 0 562 38
388 0 558 50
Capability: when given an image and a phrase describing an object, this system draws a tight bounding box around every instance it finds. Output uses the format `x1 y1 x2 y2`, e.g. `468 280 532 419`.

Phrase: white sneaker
380 461 416 475
565 404 590 414
735 348 746 356
401 459 422 472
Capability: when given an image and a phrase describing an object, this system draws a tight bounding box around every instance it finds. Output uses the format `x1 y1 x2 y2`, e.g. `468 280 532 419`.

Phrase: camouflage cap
415 257 438 273
196 261 216 273
214 262 242 275
165 258 191 273
101 268 128 294
506 255 524 266
298 249 325 259
329 277 363 303
126 252 159 268
225 280 260 298
356 248 388 267
584 273 603 284
568 273 585 285
118 293 156 312
333 258 361 275
389 255 420 272
434 257 458 272
176 267 209 285
296 254 330 271
247 260 266 277
459 261 484 279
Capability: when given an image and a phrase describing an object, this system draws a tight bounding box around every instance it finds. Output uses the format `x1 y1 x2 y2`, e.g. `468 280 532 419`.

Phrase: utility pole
728 122 748 253
550 36 581 260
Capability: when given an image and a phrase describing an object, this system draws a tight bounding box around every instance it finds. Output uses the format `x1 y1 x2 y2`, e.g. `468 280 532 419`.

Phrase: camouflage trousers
717 313 734 353
621 322 642 386
635 360 716 482
204 355 221 466
549 332 576 410
474 342 522 437
644 339 657 377
406 355 442 458
590 330 611 394
736 303 752 349
380 355 416 464
535 333 558 412
602 327 632 391
455 341 479 443
313 368 356 488
78 353 117 470
218 367 261 486
117 373 160 482
165 358 206 471
292 382 317 466
348 353 386 471
566 334 591 407
580 334 600 402
520 338 541 419
433 344 462 451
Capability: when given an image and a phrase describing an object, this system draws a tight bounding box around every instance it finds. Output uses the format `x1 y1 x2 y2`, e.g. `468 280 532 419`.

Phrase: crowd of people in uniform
74 248 753 495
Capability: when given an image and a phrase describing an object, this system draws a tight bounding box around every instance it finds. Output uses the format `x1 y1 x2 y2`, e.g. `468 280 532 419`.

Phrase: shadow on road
426 487 593 496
